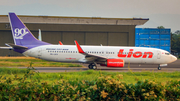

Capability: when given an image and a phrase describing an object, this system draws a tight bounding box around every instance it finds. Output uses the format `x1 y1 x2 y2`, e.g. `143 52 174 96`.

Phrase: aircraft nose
171 55 177 63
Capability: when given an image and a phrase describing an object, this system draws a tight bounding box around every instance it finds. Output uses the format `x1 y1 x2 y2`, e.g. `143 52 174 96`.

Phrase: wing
74 40 107 62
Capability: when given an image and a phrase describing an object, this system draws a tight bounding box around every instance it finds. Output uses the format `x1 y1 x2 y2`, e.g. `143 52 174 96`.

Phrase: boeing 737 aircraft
0 13 177 70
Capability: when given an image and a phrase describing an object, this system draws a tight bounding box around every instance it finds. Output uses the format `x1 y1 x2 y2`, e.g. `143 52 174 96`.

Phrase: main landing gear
88 63 97 70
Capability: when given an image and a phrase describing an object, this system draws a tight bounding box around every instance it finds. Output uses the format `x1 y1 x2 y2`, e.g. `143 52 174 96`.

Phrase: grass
1 68 179 100
0 57 82 67
0 67 179 85
0 57 179 85
0 58 179 100
0 67 28 74
37 71 180 84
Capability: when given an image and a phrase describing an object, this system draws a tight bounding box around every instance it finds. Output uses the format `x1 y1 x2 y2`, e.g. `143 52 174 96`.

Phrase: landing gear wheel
158 66 161 70
88 63 93 69
92 65 97 70
88 63 97 70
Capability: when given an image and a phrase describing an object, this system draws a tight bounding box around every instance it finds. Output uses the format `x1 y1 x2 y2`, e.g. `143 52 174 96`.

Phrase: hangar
0 15 148 56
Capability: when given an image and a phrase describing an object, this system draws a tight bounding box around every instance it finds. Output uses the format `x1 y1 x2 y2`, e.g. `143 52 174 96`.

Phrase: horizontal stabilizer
5 43 28 49
0 47 13 50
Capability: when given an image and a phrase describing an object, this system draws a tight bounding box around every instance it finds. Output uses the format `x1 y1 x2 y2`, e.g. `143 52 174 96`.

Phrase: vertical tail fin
8 13 50 47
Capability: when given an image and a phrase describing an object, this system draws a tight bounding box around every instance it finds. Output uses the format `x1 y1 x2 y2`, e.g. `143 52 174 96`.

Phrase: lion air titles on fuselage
118 49 153 58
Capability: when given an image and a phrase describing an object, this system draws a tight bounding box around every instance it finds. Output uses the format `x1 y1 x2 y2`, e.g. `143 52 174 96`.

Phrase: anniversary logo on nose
14 28 29 39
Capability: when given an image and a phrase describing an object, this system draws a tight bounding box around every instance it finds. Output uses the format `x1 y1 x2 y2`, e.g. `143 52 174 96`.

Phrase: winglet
74 40 85 53
59 41 63 45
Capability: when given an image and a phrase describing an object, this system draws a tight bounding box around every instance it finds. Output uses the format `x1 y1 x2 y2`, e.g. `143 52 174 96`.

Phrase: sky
0 0 180 32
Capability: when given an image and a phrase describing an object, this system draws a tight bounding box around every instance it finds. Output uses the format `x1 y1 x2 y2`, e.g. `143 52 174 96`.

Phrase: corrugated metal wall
135 28 171 52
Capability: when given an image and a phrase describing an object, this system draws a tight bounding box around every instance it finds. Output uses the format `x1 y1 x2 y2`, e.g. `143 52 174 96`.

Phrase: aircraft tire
88 64 93 69
92 65 97 70
158 66 161 70
88 63 97 70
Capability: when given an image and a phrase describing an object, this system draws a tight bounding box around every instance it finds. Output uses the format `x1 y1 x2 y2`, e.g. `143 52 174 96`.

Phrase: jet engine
100 59 124 67
106 59 124 67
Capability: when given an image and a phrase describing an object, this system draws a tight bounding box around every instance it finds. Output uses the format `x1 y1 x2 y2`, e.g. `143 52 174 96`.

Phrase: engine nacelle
106 59 124 67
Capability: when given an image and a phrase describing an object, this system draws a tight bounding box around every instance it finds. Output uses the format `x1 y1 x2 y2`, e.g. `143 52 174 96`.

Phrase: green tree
157 26 165 29
171 30 180 53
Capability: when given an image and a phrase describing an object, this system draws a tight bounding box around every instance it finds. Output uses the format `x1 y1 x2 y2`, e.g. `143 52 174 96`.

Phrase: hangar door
85 32 108 45
62 32 85 45
108 32 128 46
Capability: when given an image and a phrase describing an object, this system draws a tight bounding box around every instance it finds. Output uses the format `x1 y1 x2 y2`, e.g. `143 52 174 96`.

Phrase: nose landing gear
158 64 167 70
158 66 161 70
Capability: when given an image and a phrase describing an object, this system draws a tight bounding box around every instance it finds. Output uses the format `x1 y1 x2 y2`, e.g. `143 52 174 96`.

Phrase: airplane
0 12 177 70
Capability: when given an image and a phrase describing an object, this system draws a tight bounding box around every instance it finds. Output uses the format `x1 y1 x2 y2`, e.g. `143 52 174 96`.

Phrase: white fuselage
23 45 177 65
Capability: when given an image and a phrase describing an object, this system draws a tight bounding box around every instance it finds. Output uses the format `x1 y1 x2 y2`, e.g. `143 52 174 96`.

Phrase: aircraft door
157 50 161 59
37 48 42 58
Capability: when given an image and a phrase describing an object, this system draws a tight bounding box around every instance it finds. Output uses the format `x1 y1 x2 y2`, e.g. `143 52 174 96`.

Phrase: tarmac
26 59 180 72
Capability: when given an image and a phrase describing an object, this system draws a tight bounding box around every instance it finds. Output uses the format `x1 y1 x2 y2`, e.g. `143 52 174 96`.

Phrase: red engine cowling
106 59 124 67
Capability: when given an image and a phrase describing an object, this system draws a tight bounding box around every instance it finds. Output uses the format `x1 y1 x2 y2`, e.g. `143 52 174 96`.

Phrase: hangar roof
0 15 148 25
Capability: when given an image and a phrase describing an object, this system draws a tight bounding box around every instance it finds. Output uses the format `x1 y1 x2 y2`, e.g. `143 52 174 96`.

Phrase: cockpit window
165 53 170 55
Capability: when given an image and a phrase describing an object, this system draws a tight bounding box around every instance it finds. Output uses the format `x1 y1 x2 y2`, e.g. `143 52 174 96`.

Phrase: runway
31 59 180 72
